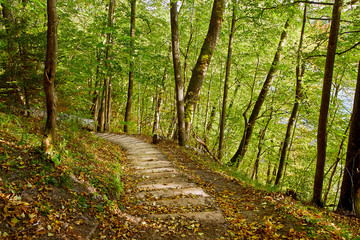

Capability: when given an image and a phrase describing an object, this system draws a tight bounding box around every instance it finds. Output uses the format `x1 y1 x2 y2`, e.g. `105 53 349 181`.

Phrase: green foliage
1 0 359 217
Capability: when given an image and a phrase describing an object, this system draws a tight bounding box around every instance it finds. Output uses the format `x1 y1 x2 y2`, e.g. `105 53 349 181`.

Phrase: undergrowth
0 110 126 239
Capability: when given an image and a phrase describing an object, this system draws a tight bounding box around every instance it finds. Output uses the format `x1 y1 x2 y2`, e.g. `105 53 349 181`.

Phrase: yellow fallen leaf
10 217 19 227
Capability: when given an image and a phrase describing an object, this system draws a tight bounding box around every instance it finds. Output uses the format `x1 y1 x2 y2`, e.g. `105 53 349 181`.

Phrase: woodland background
1 0 360 214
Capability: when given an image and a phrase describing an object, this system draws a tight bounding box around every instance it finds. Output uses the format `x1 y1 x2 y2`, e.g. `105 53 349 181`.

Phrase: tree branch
294 1 334 5
306 42 360 59
193 132 222 164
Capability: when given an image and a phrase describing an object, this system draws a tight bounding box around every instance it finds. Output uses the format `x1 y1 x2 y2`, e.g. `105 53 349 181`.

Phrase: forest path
95 133 316 239
95 133 226 239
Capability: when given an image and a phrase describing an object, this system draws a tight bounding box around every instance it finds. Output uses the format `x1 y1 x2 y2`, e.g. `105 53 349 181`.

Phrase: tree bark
251 106 273 180
170 0 186 146
43 0 59 156
184 0 226 137
183 0 195 88
219 2 236 160
337 59 360 214
323 123 349 204
230 18 291 167
104 0 115 132
275 5 307 185
312 0 342 207
124 0 136 133
153 70 167 135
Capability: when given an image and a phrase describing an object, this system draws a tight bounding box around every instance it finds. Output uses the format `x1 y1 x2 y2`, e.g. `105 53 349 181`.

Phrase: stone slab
148 211 225 224
135 187 209 199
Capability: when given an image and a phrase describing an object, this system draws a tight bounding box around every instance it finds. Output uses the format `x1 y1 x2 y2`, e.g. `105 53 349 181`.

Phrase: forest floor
0 110 359 239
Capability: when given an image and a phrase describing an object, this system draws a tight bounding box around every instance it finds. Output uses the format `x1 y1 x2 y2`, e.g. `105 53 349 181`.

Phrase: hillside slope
0 110 359 239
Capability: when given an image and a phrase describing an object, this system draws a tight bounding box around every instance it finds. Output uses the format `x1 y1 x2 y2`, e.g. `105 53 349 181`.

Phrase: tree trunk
43 0 58 156
153 68 166 135
153 47 170 135
184 0 226 137
183 0 195 88
218 2 236 160
124 0 136 133
337 59 360 214
312 0 342 207
104 0 115 132
1 1 26 107
170 0 186 146
251 106 272 180
275 6 307 186
323 123 349 204
230 18 291 167
206 106 216 133
203 68 213 142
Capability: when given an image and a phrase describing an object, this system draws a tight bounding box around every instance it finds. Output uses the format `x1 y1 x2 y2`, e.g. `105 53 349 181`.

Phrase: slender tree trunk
153 48 170 135
323 124 349 204
1 1 25 107
312 0 342 207
137 83 141 134
153 78 165 134
18 44 30 116
43 0 58 156
252 131 263 180
219 2 236 160
337 59 360 214
92 53 101 131
183 0 195 87
184 0 226 137
230 18 291 167
203 68 213 141
206 106 216 134
251 107 272 180
170 0 186 146
18 1 31 116
104 0 115 132
97 92 105 132
124 0 136 133
275 6 307 185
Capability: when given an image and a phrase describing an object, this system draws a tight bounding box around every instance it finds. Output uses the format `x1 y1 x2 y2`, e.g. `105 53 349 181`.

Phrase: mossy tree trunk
184 0 226 138
43 0 59 156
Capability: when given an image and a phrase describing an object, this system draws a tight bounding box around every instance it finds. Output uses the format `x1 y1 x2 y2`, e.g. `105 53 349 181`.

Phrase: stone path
95 133 225 224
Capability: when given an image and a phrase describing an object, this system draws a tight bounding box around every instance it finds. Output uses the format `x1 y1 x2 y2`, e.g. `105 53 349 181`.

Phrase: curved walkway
95 133 225 224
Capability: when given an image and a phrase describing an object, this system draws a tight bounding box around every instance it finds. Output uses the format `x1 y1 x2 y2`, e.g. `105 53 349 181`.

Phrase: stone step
138 176 189 185
141 197 214 208
136 167 178 174
127 155 167 161
129 160 172 166
130 159 170 164
138 172 182 180
137 182 196 191
135 187 209 199
147 211 225 224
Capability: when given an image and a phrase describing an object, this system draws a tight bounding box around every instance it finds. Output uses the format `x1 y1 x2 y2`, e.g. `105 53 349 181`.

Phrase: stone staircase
95 133 225 224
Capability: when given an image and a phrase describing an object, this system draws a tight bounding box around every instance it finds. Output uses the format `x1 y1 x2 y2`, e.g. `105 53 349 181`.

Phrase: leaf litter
0 112 359 239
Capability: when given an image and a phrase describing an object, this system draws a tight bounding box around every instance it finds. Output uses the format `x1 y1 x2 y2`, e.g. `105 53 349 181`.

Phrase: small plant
111 174 123 196
60 173 73 189
44 176 58 186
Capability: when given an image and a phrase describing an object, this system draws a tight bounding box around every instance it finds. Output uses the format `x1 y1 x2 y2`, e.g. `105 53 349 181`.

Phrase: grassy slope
0 110 128 239
0 110 359 239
